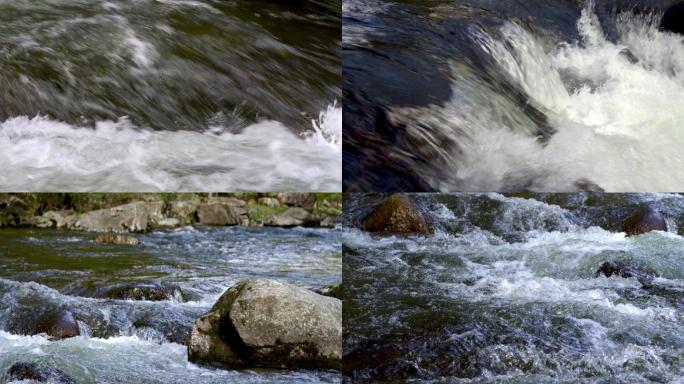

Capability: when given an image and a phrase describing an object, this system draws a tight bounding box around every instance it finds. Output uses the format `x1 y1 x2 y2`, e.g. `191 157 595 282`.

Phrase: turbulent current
0 0 341 191
343 0 684 192
343 193 684 382
0 226 342 383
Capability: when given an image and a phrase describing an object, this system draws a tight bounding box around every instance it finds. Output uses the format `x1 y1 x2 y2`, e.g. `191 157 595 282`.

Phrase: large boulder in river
363 194 431 235
660 1 684 35
622 205 667 236
188 279 342 370
6 363 75 384
36 310 80 340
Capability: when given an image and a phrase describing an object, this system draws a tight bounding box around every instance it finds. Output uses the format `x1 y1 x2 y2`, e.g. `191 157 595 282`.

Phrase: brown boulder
622 205 667 236
36 310 80 340
277 193 316 209
363 194 431 234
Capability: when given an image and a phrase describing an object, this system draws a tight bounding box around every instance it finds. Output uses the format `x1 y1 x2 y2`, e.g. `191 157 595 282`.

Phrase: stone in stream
96 283 184 301
71 201 165 233
6 362 76 384
595 260 657 289
622 205 667 236
95 234 140 245
363 194 432 235
36 310 80 340
188 279 342 370
660 1 684 35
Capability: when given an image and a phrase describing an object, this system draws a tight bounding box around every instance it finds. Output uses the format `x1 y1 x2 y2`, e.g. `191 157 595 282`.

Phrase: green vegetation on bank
0 193 342 217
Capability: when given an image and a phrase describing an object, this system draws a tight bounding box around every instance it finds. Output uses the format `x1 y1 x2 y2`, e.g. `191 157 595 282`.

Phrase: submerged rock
363 194 431 235
660 1 684 35
95 283 184 301
622 205 667 236
595 260 656 288
36 310 80 340
6 362 76 384
95 234 140 245
188 279 342 370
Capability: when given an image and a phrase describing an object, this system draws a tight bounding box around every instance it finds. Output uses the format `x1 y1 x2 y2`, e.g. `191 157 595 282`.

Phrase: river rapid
343 193 684 383
343 0 684 192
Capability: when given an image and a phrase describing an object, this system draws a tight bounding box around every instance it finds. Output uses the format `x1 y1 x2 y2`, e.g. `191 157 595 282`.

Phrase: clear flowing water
343 193 684 383
343 0 684 192
0 226 342 383
0 0 341 191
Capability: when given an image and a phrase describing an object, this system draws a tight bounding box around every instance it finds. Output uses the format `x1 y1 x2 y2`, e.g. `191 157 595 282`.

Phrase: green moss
247 204 287 221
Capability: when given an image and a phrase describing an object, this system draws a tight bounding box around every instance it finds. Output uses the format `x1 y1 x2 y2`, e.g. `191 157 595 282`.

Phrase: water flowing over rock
6 362 76 384
188 279 342 370
94 283 184 302
363 194 431 235
622 205 667 236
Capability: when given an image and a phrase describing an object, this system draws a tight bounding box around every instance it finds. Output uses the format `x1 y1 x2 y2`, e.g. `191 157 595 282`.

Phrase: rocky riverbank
0 193 341 233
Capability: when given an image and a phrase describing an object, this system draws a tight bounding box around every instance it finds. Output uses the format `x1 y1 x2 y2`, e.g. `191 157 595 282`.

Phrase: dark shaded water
343 193 684 382
343 0 684 192
0 226 342 383
0 0 341 191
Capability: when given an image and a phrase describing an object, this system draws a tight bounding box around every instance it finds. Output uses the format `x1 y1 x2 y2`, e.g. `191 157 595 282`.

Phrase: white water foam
395 2 684 191
0 105 342 191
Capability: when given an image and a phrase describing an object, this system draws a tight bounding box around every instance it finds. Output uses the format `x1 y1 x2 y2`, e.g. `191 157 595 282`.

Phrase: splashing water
390 2 684 192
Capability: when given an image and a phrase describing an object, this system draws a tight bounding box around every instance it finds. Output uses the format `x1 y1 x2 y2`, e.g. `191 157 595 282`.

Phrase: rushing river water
343 0 684 192
343 193 684 383
0 0 341 191
0 226 342 383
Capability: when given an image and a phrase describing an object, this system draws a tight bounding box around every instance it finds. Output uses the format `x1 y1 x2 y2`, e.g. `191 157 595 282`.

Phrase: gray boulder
7 362 75 384
277 193 316 209
71 201 165 233
266 207 314 227
188 279 341 370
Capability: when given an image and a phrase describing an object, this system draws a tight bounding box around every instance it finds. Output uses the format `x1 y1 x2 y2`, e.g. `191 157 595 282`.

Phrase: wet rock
622 205 667 236
316 283 342 300
6 362 76 384
266 207 314 227
36 310 80 340
595 260 657 288
619 48 639 64
198 203 239 226
188 279 342 370
277 193 316 209
95 283 184 301
72 201 165 233
95 234 140 245
363 194 431 235
156 218 180 228
660 1 684 35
